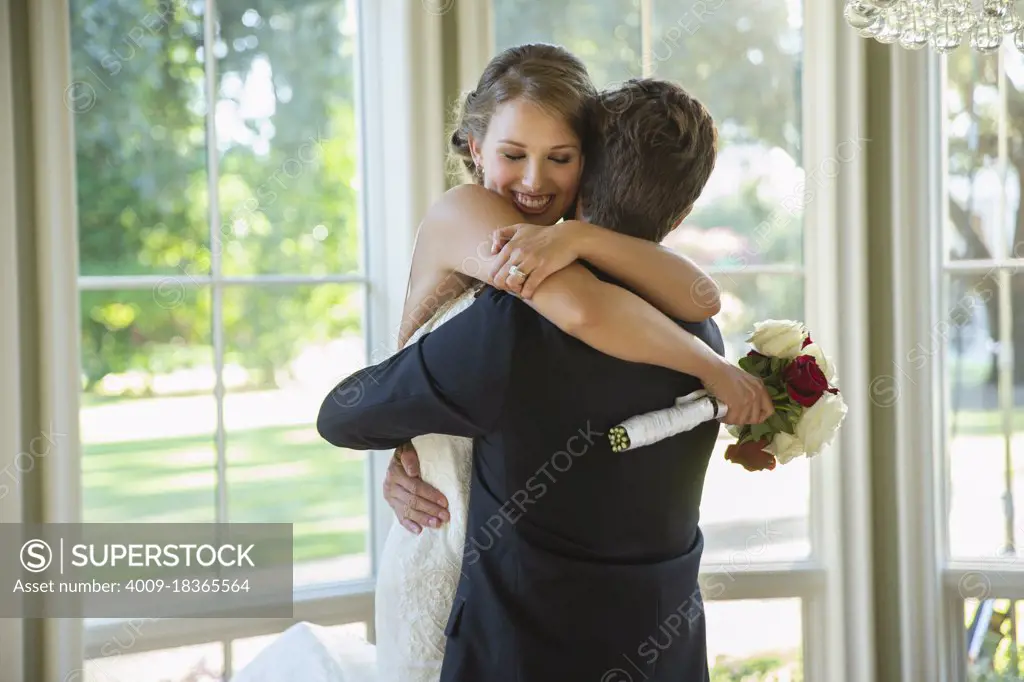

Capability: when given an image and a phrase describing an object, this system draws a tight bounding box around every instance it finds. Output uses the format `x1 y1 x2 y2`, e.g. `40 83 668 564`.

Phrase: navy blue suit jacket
318 270 723 681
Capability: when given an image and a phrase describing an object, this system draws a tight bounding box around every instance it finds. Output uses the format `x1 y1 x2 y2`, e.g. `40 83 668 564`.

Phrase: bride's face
469 98 583 226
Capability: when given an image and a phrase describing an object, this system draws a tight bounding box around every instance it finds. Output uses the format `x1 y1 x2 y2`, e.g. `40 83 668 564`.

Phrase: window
480 1 850 679
66 0 399 674
941 44 1024 681
705 598 803 680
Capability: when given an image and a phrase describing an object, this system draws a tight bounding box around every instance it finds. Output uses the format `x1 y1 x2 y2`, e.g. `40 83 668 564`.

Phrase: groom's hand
384 443 450 534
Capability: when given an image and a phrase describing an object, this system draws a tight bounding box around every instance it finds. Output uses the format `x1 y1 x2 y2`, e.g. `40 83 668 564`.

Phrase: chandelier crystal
845 0 1024 53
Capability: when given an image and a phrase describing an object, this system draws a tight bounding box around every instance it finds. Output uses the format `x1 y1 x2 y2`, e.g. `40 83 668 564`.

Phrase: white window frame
896 37 1024 682
27 0 447 677
457 2 875 681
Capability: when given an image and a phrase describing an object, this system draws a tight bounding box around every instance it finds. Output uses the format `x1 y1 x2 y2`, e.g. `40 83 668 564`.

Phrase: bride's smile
468 98 582 226
510 190 553 214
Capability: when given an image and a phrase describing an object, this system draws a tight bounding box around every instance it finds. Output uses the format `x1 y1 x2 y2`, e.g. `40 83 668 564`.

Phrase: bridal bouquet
608 320 847 472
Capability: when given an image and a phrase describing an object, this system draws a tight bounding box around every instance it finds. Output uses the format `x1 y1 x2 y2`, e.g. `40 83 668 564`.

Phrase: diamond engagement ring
509 264 527 279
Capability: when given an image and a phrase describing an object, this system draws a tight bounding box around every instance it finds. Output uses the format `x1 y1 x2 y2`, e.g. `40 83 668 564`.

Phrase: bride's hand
384 443 450 534
487 222 582 299
701 359 774 426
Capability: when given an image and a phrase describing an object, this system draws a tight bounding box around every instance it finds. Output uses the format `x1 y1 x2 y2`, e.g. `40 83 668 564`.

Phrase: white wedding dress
229 285 724 682
231 289 480 682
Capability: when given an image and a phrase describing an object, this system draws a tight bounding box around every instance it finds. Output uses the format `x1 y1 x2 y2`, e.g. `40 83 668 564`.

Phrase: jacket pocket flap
444 595 466 637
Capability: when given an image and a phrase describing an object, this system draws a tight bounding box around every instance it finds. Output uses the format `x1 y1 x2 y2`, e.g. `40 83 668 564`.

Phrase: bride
232 43 770 682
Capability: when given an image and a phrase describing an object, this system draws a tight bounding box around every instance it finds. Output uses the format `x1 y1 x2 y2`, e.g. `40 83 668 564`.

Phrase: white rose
795 392 848 457
800 342 837 384
766 431 805 465
747 320 807 359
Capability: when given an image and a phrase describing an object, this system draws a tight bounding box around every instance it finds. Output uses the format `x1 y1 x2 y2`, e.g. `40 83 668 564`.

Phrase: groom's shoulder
579 262 725 355
464 284 534 324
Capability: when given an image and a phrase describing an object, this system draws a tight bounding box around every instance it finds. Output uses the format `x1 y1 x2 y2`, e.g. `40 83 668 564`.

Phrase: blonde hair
448 43 596 184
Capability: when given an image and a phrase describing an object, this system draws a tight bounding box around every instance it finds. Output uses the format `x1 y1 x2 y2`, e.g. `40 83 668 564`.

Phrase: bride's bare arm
570 221 721 322
490 220 720 323
399 184 725 380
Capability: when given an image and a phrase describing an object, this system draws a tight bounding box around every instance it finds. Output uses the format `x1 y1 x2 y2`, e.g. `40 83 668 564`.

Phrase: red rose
782 355 830 407
802 335 813 349
725 439 776 472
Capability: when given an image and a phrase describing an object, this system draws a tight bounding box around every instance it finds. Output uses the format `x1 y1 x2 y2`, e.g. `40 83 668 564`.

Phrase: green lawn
951 408 1024 437
82 424 368 565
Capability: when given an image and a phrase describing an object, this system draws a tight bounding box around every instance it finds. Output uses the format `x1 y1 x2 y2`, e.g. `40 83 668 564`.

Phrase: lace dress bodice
373 287 481 682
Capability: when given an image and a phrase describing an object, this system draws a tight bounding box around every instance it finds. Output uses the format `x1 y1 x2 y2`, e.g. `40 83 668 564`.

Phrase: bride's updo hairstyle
448 43 597 184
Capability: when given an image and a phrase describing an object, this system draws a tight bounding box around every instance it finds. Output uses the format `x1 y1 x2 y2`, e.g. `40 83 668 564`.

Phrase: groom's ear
674 205 694 227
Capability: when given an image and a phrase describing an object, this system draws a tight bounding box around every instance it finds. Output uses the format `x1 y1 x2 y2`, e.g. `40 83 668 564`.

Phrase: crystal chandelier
844 0 1024 54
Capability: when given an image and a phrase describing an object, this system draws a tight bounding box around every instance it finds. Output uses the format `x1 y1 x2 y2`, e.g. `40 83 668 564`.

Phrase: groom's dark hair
579 79 718 243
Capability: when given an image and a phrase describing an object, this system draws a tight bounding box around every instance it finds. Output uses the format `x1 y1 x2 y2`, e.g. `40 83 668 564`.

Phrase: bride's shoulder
425 184 504 221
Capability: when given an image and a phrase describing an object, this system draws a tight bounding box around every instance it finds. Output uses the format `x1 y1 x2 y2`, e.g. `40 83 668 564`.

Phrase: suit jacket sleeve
317 289 521 450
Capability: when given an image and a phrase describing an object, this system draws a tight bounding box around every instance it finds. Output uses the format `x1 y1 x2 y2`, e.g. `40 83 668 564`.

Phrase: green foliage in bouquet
734 353 805 445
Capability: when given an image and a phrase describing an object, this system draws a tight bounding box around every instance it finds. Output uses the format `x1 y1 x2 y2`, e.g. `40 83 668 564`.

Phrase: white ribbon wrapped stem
608 390 729 452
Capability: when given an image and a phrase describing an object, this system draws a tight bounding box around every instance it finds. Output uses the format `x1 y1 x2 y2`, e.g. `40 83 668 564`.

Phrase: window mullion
204 0 228 527
996 45 1016 565
640 0 653 77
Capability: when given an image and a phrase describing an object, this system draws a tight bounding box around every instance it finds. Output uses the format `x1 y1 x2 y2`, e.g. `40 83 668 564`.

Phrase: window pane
965 598 1024 681
701 274 809 562
86 642 223 682
946 273 1001 558
215 0 362 276
70 1 210 277
655 0 803 268
946 272 1024 560
81 288 217 523
493 0 642 86
945 51 1010 262
706 598 803 681
224 284 369 585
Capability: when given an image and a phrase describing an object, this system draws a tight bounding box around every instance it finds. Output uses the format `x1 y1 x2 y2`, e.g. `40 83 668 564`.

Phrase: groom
319 79 722 681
